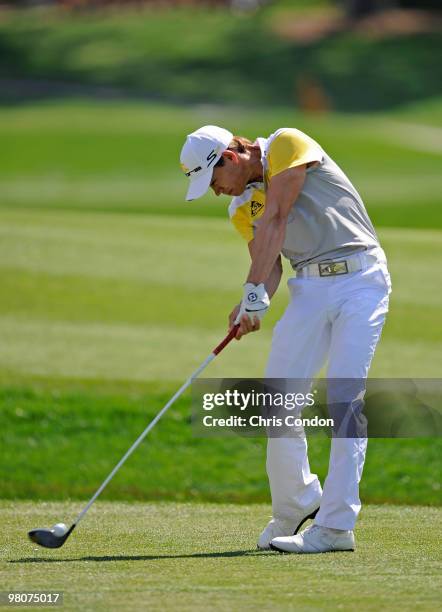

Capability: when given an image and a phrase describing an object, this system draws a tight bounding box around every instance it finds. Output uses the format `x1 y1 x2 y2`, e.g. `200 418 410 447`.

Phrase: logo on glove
247 292 258 303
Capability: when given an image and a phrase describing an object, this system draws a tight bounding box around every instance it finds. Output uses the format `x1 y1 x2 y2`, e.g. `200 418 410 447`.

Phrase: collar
255 137 269 187
256 137 268 169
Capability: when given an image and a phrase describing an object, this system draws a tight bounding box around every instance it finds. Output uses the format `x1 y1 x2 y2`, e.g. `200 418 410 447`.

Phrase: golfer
180 125 391 553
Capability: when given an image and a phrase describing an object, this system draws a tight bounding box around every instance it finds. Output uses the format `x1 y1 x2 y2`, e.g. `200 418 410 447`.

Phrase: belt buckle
318 260 348 277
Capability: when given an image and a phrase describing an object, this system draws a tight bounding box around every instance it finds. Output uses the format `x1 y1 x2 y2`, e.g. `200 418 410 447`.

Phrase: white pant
265 247 391 530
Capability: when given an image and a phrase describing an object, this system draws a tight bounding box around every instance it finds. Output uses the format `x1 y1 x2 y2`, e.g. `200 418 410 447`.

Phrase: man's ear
223 150 240 164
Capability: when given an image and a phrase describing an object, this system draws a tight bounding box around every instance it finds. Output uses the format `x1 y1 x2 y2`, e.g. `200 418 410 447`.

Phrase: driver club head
28 524 76 549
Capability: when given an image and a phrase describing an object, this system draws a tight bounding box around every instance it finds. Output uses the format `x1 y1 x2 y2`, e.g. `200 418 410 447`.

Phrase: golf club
28 324 240 549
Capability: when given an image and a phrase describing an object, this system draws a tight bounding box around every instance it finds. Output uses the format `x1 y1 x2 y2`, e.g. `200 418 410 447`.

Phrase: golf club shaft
74 325 240 526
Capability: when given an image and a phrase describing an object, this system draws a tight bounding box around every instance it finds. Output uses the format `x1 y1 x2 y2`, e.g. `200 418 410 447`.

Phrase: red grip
213 325 240 355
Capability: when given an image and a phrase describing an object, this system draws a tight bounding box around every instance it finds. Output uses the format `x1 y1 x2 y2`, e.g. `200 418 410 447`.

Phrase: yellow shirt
229 128 322 243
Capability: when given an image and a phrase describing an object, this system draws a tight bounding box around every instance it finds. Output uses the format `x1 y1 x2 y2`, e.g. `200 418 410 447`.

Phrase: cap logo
206 149 217 167
184 165 202 177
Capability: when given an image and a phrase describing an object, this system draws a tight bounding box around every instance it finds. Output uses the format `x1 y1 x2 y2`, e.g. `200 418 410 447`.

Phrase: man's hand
230 283 269 339
228 303 241 330
228 302 260 340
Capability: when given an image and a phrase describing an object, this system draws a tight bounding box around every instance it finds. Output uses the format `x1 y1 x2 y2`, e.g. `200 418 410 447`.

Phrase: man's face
210 151 248 197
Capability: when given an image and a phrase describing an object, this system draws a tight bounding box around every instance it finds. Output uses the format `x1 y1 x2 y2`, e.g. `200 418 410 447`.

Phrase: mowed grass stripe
0 210 251 291
0 101 440 173
1 269 441 345
0 101 441 228
0 209 441 378
1 209 441 300
1 172 440 205
0 315 273 381
1 502 441 610
1 314 441 379
0 268 287 330
1 376 441 502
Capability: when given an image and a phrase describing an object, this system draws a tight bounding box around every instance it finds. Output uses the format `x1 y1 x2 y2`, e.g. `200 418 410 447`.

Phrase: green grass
0 100 441 507
1 501 441 611
1 18 440 605
0 207 440 380
0 100 441 228
1 380 441 504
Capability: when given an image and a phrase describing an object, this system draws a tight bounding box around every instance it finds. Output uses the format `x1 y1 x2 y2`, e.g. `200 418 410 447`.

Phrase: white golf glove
235 282 270 325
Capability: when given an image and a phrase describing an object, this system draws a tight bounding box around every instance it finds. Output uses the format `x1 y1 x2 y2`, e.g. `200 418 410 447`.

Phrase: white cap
180 125 233 201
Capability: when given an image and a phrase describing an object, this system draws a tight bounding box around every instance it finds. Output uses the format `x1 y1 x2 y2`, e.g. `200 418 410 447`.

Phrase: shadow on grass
10 549 266 563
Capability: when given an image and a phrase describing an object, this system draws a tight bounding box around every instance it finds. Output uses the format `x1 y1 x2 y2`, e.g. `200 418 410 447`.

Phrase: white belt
296 250 378 278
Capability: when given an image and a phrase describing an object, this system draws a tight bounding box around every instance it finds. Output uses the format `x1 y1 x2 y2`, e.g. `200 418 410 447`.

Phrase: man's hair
215 135 254 167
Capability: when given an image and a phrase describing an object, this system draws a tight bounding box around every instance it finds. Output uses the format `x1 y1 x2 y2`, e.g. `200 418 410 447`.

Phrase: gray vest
279 151 379 270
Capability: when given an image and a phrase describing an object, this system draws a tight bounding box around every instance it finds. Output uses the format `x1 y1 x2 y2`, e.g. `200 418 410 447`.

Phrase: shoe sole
270 543 355 554
257 506 320 550
293 506 320 535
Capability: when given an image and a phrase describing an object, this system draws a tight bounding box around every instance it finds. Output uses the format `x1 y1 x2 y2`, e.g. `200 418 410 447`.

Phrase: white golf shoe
257 506 319 550
270 524 355 554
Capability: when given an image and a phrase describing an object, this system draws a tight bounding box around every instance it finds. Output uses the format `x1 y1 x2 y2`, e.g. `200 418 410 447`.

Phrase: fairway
0 208 441 380
1 101 441 228
1 0 441 607
0 100 441 509
2 501 441 611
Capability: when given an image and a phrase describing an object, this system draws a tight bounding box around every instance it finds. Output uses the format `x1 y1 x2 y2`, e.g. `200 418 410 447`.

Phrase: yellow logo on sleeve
251 200 264 217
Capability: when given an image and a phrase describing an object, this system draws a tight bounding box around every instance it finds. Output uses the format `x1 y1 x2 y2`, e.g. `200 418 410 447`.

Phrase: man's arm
247 164 307 285
229 242 283 336
263 249 283 299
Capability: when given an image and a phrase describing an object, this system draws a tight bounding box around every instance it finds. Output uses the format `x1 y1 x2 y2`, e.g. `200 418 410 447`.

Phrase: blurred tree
340 1 394 19
343 0 379 18
3 0 442 7
398 0 441 8
339 0 441 18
